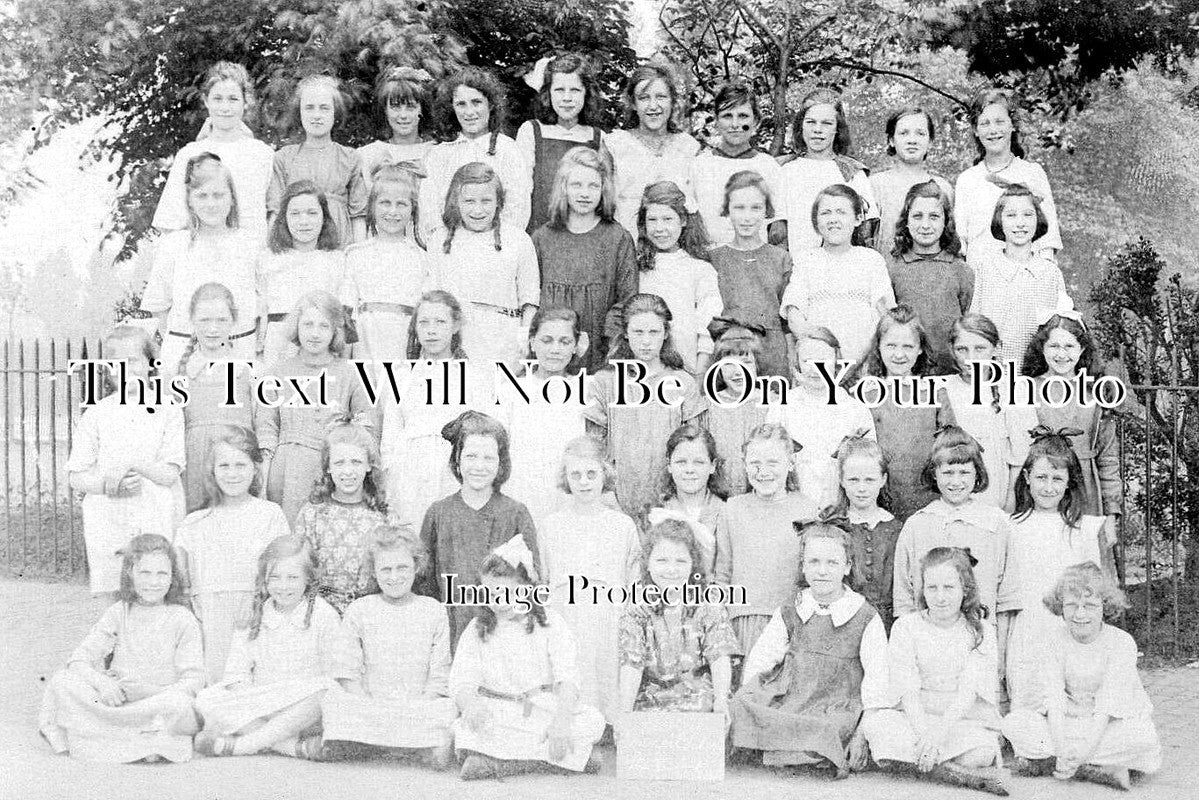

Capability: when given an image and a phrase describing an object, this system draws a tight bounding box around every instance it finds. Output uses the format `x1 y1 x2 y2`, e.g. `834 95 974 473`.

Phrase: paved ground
2 578 1196 800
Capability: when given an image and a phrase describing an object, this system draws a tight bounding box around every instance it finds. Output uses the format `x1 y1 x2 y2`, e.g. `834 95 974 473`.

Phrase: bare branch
729 0 781 49
799 58 971 108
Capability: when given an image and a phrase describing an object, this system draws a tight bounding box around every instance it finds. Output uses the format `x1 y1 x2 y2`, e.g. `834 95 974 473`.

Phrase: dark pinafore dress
527 121 603 234
731 599 877 770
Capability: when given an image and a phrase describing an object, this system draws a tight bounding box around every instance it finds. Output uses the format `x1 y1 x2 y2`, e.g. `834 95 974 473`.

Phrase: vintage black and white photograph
1 0 1196 797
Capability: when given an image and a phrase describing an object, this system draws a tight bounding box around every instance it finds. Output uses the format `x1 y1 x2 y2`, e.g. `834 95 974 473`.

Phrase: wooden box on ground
616 711 726 781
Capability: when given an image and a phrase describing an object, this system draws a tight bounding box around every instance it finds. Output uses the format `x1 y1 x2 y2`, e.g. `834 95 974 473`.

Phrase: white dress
689 148 783 246
256 249 346 367
173 498 289 682
606 129 701 237
1006 511 1104 711
140 229 261 370
954 157 1062 261
538 506 641 721
68 394 186 593
340 237 433 364
195 596 344 735
321 593 458 747
449 612 606 771
418 134 531 240
638 250 723 373
968 250 1071 367
778 157 878 253
943 376 1037 508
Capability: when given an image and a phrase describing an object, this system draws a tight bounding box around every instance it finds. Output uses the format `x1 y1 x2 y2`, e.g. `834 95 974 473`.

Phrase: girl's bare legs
229 695 323 756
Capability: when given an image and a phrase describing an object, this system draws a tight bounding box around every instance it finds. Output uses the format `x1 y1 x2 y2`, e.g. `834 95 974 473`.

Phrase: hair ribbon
1028 425 1085 443
1033 305 1085 329
493 534 539 582
523 55 553 92
829 427 872 459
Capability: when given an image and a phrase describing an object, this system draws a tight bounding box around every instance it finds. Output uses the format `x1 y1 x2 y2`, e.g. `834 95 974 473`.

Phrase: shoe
1011 756 1055 777
320 740 367 762
1075 764 1131 790
584 750 604 775
424 742 454 771
929 762 1009 796
140 754 163 764
294 734 324 761
194 731 236 757
460 753 499 780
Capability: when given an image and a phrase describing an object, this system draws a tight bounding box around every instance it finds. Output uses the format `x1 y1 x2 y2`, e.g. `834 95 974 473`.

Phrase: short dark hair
921 425 990 494
990 183 1049 242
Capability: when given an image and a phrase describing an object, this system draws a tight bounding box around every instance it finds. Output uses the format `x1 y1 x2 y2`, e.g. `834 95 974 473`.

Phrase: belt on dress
359 301 415 315
470 301 524 319
477 683 555 717
169 329 256 340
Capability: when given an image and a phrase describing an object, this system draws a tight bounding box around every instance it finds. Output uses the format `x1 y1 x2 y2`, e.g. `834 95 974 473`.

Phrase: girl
381 290 483 531
256 291 376 525
714 423 821 657
870 107 954 258
419 67 531 238
584 293 708 518
1002 563 1161 788
1022 312 1122 554
530 145 638 373
142 152 260 369
636 181 722 374
39 534 203 762
494 306 589 524
969 184 1073 366
177 282 255 512
194 535 343 760
892 427 1020 635
826 437 902 632
153 61 274 245
731 523 890 776
778 88 878 254
847 305 955 519
862 548 1006 795
320 526 457 766
357 66 435 194
708 170 792 377
607 61 701 237
256 180 346 367
268 74 367 245
341 164 434 364
766 328 877 510
431 162 540 369
175 425 289 682
946 313 1037 510
451 539 606 778
645 423 728 577
517 52 605 234
539 436 641 722
887 179 973 370
294 424 390 613
689 81 783 246
954 88 1061 261
1006 429 1107 711
706 328 769 494
68 325 185 594
417 411 539 648
618 519 737 713
781 184 895 364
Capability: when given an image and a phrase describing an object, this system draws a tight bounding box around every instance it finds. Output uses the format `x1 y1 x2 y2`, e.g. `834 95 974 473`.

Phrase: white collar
796 587 865 626
262 598 310 631
920 497 1002 529
847 506 894 529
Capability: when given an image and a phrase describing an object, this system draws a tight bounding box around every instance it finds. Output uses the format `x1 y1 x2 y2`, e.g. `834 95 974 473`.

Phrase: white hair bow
523 56 553 92
493 534 539 582
1034 304 1085 329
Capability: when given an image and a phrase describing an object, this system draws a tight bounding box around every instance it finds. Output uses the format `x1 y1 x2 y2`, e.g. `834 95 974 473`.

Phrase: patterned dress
294 498 390 613
969 251 1071 367
618 602 738 711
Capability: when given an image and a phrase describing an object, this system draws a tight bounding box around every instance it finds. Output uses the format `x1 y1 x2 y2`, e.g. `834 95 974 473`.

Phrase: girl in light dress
643 423 727 577
256 291 377 525
320 526 457 767
778 88 878 253
1005 430 1107 712
1002 563 1161 789
714 423 821 658
268 74 367 245
781 183 895 364
869 106 954 259
420 67 532 238
194 535 343 760
539 436 641 723
341 164 434 365
175 425 288 682
294 424 391 613
357 67 435 194
176 282 255 512
862 547 1006 795
451 539 606 779
954 88 1061 262
68 325 185 594
142 152 260 368
494 306 589 524
153 61 274 245
530 145 638 373
40 534 203 763
617 519 737 714
969 183 1073 366
256 181 346 367
584 293 708 518
946 313 1037 511
517 52 606 234
635 180 722 374
430 162 540 369
607 61 701 236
